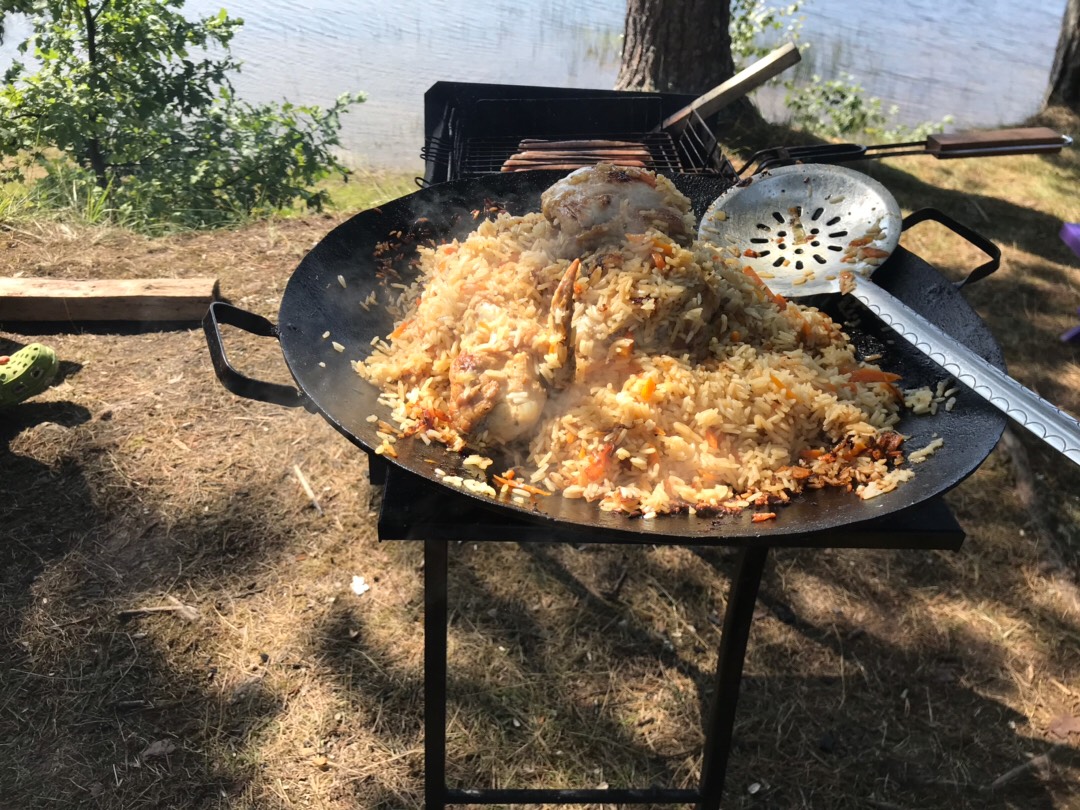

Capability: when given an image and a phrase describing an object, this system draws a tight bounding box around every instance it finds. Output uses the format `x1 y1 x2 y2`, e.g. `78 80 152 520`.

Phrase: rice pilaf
355 169 916 519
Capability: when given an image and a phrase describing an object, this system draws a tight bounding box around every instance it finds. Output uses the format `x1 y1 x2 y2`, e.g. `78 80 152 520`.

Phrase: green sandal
0 343 60 407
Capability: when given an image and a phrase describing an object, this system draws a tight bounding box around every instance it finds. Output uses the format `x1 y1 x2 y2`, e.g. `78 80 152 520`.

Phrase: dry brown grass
3 110 1080 809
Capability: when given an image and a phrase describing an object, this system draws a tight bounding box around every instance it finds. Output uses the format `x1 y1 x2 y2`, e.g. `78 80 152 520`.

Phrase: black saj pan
204 171 1009 543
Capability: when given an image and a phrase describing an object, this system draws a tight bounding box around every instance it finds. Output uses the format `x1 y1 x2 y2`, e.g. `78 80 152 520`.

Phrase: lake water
0 0 1067 169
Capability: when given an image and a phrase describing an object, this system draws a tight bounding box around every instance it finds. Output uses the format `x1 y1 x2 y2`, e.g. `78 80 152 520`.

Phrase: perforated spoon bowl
698 163 1080 466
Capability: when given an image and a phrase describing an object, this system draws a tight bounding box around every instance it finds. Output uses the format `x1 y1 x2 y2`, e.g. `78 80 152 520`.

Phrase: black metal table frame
373 457 965 809
404 85 991 804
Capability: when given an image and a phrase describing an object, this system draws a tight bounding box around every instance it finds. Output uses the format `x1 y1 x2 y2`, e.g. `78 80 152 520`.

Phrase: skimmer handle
854 283 1080 466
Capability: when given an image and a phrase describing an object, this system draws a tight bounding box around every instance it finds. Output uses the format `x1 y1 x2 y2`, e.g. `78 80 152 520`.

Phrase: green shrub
730 0 803 65
785 72 953 141
0 0 363 231
726 2 952 142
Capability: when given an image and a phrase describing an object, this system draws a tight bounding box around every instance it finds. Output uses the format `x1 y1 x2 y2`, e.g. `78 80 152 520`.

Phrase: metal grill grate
420 86 737 184
457 131 685 176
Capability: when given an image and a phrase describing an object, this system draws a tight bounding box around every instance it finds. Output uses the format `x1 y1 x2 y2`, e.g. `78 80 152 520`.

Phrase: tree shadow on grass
683 542 1080 808
526 539 1080 807
727 670 1080 809
312 536 1080 809
729 614 1080 808
311 545 699 806
0 430 301 808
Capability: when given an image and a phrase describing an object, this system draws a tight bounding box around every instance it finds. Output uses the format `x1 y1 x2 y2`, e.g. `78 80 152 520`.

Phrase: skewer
293 464 324 515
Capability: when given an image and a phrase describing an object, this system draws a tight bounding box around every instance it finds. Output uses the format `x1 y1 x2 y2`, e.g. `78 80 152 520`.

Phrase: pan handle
203 301 310 409
901 208 1000 289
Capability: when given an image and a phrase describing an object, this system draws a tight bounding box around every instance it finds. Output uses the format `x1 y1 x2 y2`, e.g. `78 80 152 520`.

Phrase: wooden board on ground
0 277 219 322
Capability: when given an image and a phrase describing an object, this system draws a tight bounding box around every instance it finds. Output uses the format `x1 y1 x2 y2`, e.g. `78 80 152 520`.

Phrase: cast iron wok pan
205 171 1007 541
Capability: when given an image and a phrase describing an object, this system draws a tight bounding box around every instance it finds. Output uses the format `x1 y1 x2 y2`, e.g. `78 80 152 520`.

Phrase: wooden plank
0 277 219 322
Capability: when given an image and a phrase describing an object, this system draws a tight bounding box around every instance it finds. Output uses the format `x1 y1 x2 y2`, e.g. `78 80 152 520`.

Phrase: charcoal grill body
422 81 738 184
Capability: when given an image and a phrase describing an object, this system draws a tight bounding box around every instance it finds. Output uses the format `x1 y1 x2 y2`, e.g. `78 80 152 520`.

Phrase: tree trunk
1047 0 1080 109
615 0 735 95
82 2 109 188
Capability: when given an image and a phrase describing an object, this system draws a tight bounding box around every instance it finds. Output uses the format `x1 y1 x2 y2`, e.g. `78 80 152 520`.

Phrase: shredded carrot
770 373 797 401
838 437 870 460
800 448 824 460
741 264 786 309
389 318 412 339
652 252 665 269
651 238 674 255
741 265 767 288
847 368 902 384
493 474 550 497
862 247 891 259
743 248 760 258
751 512 777 523
583 442 616 482
705 429 720 450
638 375 657 403
848 235 874 247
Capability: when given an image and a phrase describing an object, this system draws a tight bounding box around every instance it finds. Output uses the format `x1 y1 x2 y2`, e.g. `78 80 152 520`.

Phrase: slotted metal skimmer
699 163 901 294
698 162 1080 467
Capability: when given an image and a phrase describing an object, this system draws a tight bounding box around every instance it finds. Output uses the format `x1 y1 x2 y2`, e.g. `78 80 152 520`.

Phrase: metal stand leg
425 538 449 810
423 539 766 809
697 545 769 810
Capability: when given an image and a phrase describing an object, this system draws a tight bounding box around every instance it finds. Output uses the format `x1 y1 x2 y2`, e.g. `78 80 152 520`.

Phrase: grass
1 109 1080 809
0 163 423 235
0 179 35 221
318 168 422 213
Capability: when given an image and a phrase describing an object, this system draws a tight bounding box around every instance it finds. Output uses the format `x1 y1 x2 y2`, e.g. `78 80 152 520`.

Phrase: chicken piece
540 164 694 252
448 350 548 444
448 352 500 436
543 258 580 390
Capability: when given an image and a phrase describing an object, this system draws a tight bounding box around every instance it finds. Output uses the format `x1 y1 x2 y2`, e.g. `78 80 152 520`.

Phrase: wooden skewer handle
927 127 1070 158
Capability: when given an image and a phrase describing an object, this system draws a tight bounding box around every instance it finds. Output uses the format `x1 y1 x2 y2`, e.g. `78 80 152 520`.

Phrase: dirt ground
3 111 1080 809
